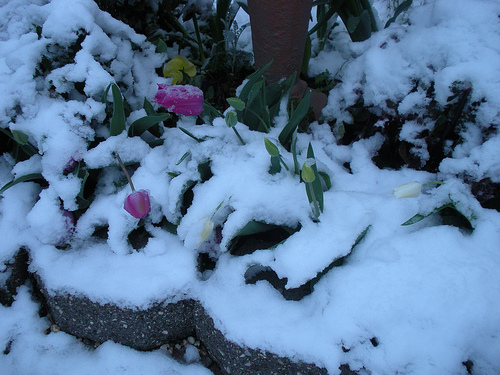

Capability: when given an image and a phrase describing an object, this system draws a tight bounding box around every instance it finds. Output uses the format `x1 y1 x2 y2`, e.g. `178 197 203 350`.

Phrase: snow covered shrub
336 80 480 173
0 0 167 253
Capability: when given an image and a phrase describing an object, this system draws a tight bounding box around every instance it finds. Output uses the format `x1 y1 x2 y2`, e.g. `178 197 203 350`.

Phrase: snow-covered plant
264 137 289 174
224 97 246 145
116 153 151 219
301 143 325 221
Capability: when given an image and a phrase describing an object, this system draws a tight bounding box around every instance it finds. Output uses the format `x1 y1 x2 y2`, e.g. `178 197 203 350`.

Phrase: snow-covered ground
1 0 500 374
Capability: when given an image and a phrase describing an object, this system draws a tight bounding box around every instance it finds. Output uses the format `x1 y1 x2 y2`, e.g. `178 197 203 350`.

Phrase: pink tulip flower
124 189 151 219
152 84 204 116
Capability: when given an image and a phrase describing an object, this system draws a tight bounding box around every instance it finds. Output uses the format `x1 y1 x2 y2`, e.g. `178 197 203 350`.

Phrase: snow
1 0 500 374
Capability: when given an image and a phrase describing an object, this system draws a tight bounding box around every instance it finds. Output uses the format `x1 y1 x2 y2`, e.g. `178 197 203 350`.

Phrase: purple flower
152 84 204 116
124 189 151 219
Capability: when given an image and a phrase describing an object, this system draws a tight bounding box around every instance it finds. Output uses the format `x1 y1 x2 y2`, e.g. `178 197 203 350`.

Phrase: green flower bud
264 137 280 157
225 110 238 128
301 159 316 183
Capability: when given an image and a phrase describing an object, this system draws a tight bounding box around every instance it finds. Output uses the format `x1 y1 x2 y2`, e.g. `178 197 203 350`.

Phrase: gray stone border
35 275 359 374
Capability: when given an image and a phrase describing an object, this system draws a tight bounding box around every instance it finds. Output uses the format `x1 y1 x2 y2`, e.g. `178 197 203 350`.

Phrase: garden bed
2 0 500 374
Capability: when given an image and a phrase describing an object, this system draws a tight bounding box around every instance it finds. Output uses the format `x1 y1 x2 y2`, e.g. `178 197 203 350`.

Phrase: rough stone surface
38 282 195 350
0 248 30 307
194 303 329 375
35 272 359 374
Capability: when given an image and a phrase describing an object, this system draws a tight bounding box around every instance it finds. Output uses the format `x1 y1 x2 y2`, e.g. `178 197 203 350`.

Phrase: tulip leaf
178 126 204 143
269 155 281 175
385 0 413 29
12 130 29 145
0 173 45 195
128 113 169 137
226 97 245 111
238 60 272 104
292 137 300 175
244 225 370 301
176 151 191 165
109 83 126 136
402 201 474 230
228 220 300 255
279 90 311 151
318 171 332 191
143 98 156 116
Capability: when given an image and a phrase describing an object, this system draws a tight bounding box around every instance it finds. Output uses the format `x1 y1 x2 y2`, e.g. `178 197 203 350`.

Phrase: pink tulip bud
152 84 204 116
124 189 151 219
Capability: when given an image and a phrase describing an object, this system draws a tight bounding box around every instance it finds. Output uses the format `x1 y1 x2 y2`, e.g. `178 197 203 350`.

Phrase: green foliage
279 90 311 151
402 195 474 231
244 225 370 300
264 138 289 174
228 220 301 255
0 128 38 161
311 0 378 43
385 0 413 28
305 144 325 215
0 173 45 195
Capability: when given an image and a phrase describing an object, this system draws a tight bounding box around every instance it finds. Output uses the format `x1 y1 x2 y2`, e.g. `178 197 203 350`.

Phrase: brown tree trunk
248 0 313 84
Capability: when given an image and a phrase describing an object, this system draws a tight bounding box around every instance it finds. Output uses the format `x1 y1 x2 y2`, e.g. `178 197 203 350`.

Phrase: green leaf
345 10 372 42
198 160 213 182
178 127 204 143
176 151 191 165
402 201 474 230
279 90 311 150
128 113 169 137
292 137 300 175
301 35 311 76
101 83 112 103
143 98 156 116
202 100 224 121
228 220 300 255
259 80 271 132
318 171 332 190
238 60 272 103
402 203 454 226
385 0 413 28
12 130 29 145
246 80 264 108
109 83 126 136
153 38 168 54
269 156 281 175
0 173 45 195
226 97 245 111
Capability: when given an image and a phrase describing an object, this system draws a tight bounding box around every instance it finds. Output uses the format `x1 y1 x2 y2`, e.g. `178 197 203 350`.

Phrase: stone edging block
36 275 339 374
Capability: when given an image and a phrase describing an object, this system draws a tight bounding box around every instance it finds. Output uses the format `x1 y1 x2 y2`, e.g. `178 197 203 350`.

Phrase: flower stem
279 155 290 171
232 127 246 145
192 15 205 65
307 182 320 220
115 152 135 192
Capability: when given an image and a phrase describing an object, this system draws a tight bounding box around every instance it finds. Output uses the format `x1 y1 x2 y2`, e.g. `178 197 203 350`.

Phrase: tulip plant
115 153 151 219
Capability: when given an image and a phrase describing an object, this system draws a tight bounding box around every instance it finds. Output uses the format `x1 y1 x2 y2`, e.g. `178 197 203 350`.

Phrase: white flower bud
198 219 214 247
392 182 422 198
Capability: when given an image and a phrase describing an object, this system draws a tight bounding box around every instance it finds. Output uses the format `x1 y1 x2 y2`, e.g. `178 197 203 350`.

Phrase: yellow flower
163 55 196 84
